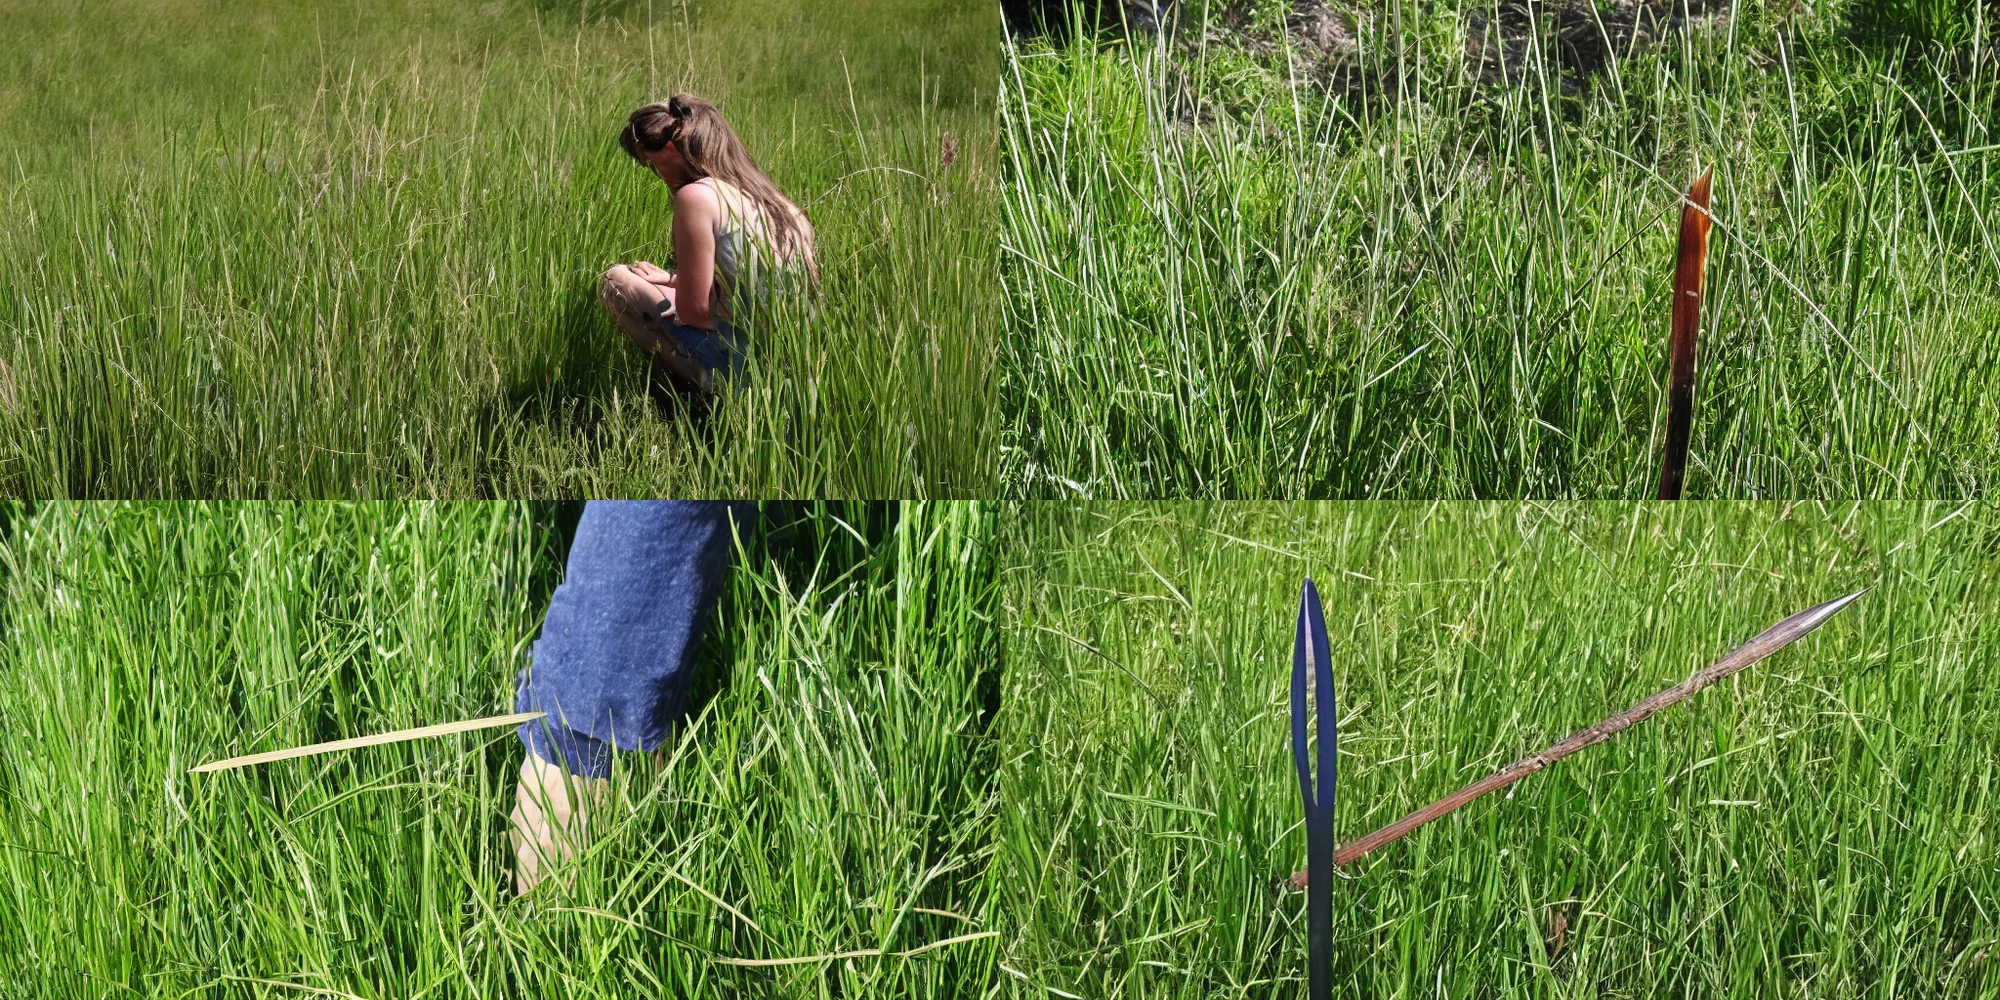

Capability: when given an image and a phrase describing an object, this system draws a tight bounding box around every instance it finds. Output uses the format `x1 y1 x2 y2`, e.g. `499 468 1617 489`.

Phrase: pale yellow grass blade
190 712 546 773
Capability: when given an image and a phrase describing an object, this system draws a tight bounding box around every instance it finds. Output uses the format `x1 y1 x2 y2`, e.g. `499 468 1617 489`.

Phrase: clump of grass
0 501 1000 996
0 0 998 497
1001 0 2000 497
995 502 2000 996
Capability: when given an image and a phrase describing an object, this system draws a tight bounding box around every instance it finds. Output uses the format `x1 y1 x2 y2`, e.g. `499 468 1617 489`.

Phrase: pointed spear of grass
1292 579 1336 1000
189 711 546 773
1658 166 1714 500
1288 589 1863 888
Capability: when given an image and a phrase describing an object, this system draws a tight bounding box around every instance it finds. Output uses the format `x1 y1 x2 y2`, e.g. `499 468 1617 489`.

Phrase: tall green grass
0 0 998 497
0 501 1000 996
1002 2 2000 497
995 502 1999 996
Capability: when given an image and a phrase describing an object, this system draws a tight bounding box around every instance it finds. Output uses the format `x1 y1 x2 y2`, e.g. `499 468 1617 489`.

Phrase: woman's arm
670 183 720 330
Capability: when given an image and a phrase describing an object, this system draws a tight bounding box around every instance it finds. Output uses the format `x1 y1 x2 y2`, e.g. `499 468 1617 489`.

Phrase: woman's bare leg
599 265 709 389
509 751 609 896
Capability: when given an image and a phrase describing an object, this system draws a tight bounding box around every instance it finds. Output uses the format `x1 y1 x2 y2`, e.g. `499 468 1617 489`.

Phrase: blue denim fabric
666 321 750 385
518 716 616 782
515 500 755 778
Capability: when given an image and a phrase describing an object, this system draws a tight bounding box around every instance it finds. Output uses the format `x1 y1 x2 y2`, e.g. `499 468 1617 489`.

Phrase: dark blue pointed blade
1297 577 1335 1000
1302 578 1336 821
1292 580 1315 812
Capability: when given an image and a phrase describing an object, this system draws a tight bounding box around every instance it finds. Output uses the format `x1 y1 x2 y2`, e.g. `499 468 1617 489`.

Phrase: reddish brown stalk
1657 167 1714 501
1287 590 1862 888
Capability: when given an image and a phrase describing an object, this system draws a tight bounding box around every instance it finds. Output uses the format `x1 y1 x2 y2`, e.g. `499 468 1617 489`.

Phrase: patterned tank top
689 177 806 324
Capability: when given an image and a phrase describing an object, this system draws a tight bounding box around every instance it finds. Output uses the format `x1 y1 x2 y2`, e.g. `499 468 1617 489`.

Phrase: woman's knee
600 265 639 310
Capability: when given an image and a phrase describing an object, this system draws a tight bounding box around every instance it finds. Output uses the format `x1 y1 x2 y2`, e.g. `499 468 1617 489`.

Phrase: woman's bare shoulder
673 178 722 218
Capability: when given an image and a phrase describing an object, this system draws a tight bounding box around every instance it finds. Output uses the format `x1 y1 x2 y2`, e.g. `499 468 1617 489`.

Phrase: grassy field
0 0 997 497
0 501 1001 996
995 502 1999 996
3 498 1997 997
1002 1 2000 497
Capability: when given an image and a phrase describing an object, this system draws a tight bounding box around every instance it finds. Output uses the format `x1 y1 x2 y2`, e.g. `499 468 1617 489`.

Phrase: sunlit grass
0 501 1000 995
0 0 999 497
995 502 2000 996
1001 2 2000 497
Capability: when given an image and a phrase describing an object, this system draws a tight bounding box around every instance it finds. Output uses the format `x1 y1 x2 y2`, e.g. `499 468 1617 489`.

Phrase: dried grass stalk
190 711 546 773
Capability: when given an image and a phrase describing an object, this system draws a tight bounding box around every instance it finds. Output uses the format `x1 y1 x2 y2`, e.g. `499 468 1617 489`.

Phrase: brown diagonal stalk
1657 167 1714 500
1288 590 1862 888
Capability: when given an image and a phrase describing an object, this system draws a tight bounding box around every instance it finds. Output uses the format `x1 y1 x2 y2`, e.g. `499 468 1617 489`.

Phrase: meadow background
0 0 997 497
0 501 1001 996
995 502 1999 996
1002 0 2000 497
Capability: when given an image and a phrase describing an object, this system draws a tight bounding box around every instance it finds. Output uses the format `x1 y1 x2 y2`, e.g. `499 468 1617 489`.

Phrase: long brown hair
620 94 817 282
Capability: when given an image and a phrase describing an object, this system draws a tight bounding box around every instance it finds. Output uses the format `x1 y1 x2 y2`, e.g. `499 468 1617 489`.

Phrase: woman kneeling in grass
602 94 818 394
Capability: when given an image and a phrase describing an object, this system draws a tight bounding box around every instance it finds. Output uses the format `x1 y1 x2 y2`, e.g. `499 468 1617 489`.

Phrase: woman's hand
629 261 677 287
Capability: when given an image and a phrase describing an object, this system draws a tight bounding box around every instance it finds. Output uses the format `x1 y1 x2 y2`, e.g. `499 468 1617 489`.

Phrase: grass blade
189 712 545 773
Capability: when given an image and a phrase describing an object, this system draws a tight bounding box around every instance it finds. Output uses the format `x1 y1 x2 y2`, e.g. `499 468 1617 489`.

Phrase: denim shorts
666 321 750 385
